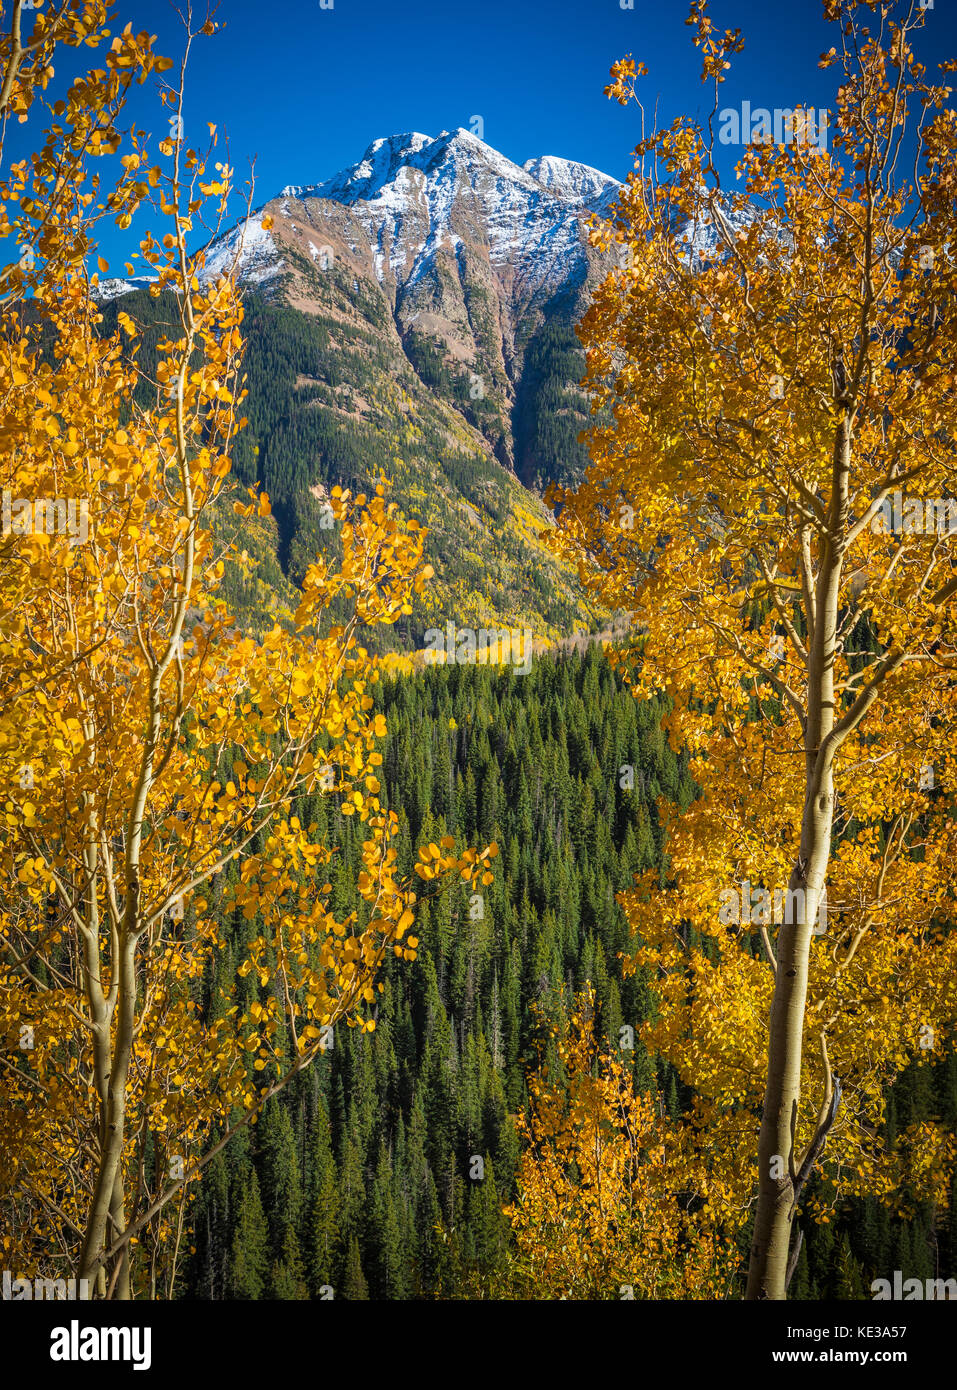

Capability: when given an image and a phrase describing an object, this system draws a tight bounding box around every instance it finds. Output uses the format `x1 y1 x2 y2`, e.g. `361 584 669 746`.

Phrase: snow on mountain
292 131 437 205
95 274 159 302
198 210 282 286
94 213 282 301
277 129 620 297
86 130 770 515
94 130 770 313
669 195 761 265
521 155 620 212
95 132 627 308
92 129 766 350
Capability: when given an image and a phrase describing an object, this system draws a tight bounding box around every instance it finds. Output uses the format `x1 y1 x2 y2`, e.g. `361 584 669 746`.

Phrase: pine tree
369 1143 407 1300
306 1103 341 1296
341 1234 369 1301
257 1097 303 1260
269 1227 309 1299
229 1172 269 1300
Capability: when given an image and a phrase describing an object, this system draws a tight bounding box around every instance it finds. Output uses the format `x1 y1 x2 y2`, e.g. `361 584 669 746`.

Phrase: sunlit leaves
549 0 957 1260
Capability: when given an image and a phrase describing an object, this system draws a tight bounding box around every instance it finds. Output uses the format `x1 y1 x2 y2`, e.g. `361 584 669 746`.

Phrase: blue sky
11 0 957 266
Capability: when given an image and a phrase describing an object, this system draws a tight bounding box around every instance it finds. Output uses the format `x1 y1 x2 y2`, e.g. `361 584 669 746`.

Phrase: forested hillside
180 650 957 1300
96 284 598 648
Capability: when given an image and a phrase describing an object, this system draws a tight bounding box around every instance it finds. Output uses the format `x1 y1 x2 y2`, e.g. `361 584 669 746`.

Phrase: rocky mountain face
230 129 619 485
100 131 629 640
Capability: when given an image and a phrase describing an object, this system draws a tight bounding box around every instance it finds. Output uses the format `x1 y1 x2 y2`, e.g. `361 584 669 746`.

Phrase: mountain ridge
103 129 622 330
96 130 632 642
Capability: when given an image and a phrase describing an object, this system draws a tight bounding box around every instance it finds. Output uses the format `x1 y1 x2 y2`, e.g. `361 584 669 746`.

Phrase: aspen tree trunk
79 935 136 1297
109 1170 131 1300
78 778 119 1296
80 654 170 1297
745 410 849 1299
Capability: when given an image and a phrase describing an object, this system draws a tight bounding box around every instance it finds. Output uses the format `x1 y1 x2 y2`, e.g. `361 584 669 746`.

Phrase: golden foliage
0 5 496 1298
550 0 957 1295
501 988 740 1299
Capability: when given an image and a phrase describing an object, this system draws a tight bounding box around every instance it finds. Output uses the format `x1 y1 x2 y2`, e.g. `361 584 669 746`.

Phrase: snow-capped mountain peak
99 132 626 304
284 128 562 208
262 130 624 311
522 155 620 211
